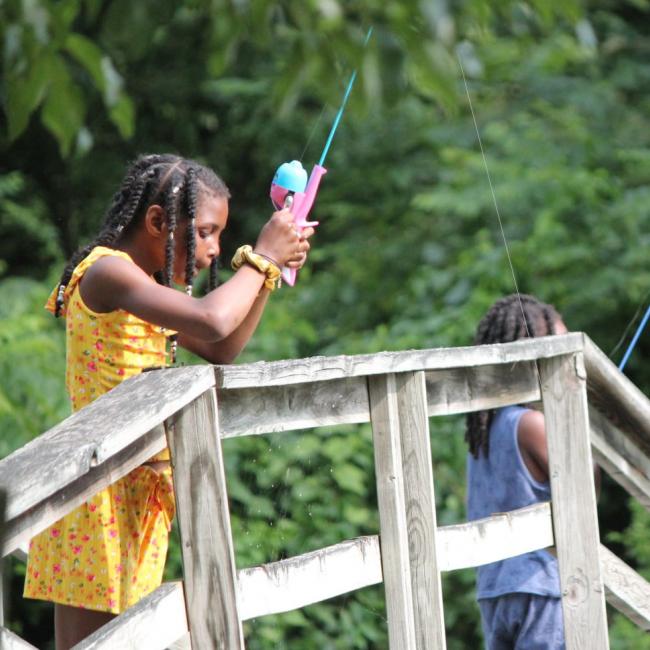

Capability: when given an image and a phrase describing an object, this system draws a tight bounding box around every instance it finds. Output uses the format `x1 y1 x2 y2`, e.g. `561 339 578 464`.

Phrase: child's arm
518 410 601 493
80 212 311 349
179 232 312 363
177 288 270 364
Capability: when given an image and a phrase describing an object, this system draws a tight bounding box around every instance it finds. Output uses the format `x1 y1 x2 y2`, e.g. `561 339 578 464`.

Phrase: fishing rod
270 28 373 286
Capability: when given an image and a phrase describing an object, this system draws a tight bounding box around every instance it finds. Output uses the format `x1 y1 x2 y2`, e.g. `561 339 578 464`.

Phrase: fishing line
609 288 650 359
299 105 327 162
457 55 535 342
618 303 650 371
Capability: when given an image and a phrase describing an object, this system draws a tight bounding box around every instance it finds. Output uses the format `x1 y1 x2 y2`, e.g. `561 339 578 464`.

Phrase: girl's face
172 194 229 286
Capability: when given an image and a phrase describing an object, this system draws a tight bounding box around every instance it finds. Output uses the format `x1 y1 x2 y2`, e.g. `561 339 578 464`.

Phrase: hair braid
184 168 198 294
208 258 220 291
53 153 231 366
465 294 562 458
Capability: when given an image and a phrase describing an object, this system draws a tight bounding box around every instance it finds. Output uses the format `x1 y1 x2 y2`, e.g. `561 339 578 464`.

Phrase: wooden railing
1 333 649 649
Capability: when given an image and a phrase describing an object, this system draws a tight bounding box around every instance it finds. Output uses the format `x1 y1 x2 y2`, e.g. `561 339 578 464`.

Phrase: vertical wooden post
167 388 244 650
395 371 446 650
369 373 417 650
539 353 609 650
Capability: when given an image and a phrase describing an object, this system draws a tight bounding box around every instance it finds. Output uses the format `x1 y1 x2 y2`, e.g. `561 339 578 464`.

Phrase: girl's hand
254 209 313 269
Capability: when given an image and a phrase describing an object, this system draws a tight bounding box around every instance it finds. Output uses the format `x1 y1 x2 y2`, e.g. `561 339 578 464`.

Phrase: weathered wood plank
167 389 244 649
600 544 650 631
438 502 554 572
425 361 540 416
238 536 382 620
2 425 166 557
396 371 446 649
218 362 540 439
237 503 556 620
368 373 417 650
72 582 188 650
0 627 38 650
584 336 650 455
216 334 584 389
218 376 370 437
540 353 609 650
590 405 650 482
0 366 215 524
590 411 650 512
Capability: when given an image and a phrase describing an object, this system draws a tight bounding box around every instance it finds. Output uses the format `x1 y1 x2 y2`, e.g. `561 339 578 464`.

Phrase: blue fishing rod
269 28 373 286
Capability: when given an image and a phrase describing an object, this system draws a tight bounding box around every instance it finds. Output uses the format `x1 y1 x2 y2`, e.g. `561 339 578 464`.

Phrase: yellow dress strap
46 247 134 317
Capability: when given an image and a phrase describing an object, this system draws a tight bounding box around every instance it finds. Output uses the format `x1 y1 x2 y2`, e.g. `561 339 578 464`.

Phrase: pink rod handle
281 164 327 286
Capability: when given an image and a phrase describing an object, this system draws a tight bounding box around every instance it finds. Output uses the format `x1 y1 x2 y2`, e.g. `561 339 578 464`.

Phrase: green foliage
0 275 68 458
0 0 134 155
2 0 650 647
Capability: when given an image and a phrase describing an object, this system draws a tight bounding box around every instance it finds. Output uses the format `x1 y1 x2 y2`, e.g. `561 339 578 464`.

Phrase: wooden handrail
584 335 650 455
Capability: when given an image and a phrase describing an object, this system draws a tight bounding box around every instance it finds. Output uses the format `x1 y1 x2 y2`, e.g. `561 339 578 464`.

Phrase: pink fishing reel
270 160 326 286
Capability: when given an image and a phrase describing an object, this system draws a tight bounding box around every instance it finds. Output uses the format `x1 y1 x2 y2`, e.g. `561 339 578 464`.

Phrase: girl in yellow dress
24 154 314 649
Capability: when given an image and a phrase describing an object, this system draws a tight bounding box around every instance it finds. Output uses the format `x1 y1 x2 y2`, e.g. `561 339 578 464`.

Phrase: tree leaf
5 52 51 140
64 32 106 94
108 93 135 139
41 55 85 156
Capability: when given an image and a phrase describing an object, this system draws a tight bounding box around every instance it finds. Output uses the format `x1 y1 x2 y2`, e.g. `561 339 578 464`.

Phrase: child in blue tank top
465 294 577 650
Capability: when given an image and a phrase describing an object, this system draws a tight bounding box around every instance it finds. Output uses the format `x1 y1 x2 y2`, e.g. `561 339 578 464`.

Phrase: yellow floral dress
24 246 176 613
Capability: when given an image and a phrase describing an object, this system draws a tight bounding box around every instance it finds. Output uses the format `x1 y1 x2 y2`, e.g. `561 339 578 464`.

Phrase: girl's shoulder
46 247 135 316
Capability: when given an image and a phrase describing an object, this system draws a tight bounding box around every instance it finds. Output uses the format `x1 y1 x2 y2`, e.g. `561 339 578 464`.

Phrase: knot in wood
564 569 589 606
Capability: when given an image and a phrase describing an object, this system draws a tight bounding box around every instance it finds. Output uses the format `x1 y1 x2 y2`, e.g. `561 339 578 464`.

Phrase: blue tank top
466 405 560 599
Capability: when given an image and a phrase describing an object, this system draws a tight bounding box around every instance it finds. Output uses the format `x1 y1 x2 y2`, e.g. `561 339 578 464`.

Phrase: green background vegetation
1 1 649 647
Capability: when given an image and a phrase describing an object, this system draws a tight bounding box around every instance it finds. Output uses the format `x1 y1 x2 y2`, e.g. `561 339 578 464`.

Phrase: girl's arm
81 258 273 341
177 288 270 363
518 410 601 493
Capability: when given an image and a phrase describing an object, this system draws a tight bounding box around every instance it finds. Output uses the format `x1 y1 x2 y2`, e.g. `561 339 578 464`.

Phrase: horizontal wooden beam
238 536 382 621
215 334 584 389
584 336 650 456
218 362 540 438
436 502 554 572
74 582 188 650
237 503 554 620
0 366 215 524
590 409 650 512
600 544 650 631
2 425 166 557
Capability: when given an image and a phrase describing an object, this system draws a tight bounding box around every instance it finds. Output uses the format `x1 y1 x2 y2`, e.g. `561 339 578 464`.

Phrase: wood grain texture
425 361 540 417
368 373 417 650
3 425 166 557
396 371 446 649
217 376 369 438
216 334 584 389
540 353 609 650
584 336 650 455
600 544 650 631
0 365 215 523
73 582 188 650
590 410 650 512
167 389 243 650
236 503 556 620
437 503 554 572
217 362 541 440
238 536 382 621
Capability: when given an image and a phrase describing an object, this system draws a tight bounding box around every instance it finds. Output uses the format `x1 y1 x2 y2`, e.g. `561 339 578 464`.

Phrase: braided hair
54 154 230 318
465 294 561 459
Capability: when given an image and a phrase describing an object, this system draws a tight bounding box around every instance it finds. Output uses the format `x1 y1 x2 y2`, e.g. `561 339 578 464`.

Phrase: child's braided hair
54 154 230 318
465 294 561 459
